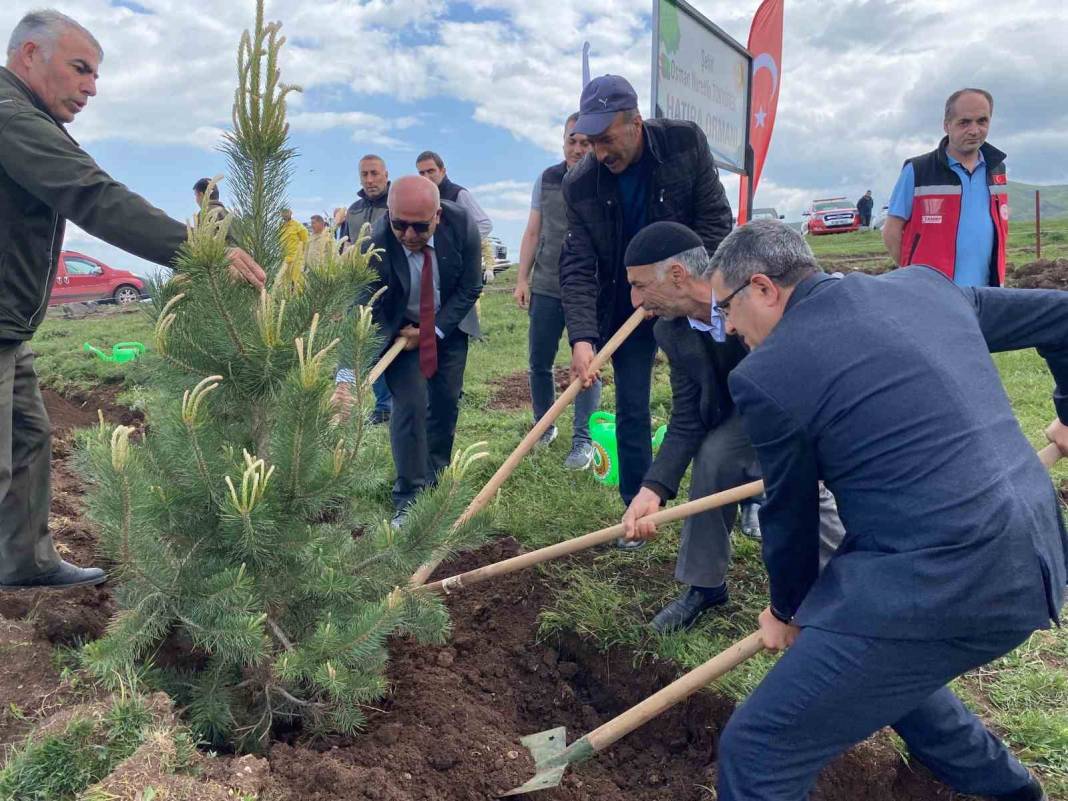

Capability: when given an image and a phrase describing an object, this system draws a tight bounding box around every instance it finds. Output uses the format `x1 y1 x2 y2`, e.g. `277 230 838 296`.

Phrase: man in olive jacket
0 11 264 589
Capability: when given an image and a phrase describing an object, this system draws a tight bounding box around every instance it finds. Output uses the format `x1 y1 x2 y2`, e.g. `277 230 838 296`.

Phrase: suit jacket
729 267 1068 640
368 199 482 350
643 318 747 500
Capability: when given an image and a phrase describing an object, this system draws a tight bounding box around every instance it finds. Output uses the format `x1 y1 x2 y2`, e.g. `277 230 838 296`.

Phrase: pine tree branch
266 617 294 651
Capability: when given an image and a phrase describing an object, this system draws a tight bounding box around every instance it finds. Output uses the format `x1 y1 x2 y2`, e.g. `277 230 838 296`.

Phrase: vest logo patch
922 198 944 217
921 215 943 224
993 173 1007 185
1001 204 1010 221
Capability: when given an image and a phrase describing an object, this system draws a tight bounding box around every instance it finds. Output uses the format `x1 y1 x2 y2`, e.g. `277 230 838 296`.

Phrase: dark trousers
610 321 658 507
384 331 469 511
371 375 392 415
0 343 60 583
528 293 601 445
718 626 1035 800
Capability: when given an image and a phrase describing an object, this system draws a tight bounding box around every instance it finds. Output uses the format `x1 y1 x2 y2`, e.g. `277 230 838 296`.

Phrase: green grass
28 269 1068 796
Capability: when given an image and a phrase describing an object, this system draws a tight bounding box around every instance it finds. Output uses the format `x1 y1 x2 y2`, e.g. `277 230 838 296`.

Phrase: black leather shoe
740 502 762 540
0 560 107 589
650 585 729 634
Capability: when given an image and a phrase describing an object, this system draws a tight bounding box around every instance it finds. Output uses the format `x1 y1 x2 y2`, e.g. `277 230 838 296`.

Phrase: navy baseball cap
573 75 639 136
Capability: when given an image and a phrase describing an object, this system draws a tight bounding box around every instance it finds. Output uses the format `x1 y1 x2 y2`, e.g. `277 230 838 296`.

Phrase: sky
3 0 1067 278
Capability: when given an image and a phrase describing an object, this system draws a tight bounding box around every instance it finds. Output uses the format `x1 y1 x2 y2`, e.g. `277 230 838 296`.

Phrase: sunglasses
390 217 435 234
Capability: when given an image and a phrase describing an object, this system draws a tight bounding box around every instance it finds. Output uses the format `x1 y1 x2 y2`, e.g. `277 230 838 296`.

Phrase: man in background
514 112 601 469
856 190 873 228
279 207 308 288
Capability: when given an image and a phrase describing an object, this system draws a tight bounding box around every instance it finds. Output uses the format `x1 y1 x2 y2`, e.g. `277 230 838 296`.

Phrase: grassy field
30 246 1068 795
805 215 1068 273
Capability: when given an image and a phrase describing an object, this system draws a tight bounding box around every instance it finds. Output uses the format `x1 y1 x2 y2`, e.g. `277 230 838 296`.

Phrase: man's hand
226 247 266 290
399 324 421 351
622 487 664 542
758 606 800 652
1045 418 1068 459
570 341 599 388
331 382 354 423
514 279 531 310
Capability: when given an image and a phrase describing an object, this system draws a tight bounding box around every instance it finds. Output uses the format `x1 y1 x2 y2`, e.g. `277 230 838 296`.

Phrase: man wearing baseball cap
559 74 734 545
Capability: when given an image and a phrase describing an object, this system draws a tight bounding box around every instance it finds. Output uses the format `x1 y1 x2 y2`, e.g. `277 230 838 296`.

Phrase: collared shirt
688 309 726 342
887 150 995 287
405 236 441 323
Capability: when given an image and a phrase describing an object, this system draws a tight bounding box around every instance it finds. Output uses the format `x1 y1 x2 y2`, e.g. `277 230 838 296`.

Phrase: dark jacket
437 176 465 203
367 199 482 349
642 318 748 500
343 185 389 243
558 119 734 345
729 267 1068 640
531 161 568 300
856 195 873 215
0 67 186 340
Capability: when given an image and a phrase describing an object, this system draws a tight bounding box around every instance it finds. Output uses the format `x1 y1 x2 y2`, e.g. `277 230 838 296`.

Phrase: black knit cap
624 221 704 268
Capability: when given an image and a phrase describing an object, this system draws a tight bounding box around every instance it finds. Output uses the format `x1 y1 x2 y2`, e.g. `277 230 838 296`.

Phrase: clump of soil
1008 259 1068 290
489 368 612 411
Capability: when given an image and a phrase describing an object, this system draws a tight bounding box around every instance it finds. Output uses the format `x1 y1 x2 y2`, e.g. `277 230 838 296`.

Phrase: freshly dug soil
488 368 612 411
1009 258 1068 290
263 538 962 801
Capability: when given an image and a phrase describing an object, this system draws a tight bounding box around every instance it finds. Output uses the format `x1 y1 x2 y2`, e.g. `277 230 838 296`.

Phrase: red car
49 251 145 306
801 197 861 235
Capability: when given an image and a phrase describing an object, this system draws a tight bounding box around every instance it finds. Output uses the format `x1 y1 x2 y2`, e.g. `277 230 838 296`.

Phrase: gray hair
654 245 710 279
7 9 103 61
709 220 819 289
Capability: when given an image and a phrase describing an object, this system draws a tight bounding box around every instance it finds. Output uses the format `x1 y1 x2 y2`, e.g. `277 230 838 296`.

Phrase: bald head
388 175 441 252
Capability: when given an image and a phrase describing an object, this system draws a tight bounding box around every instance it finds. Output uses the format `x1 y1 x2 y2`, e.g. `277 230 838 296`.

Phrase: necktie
419 247 437 379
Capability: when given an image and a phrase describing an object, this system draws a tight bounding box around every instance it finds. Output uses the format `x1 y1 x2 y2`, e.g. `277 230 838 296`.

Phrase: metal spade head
499 726 568 796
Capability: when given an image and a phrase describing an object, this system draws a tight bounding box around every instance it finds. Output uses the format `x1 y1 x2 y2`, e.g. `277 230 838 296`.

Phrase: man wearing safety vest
883 88 1008 287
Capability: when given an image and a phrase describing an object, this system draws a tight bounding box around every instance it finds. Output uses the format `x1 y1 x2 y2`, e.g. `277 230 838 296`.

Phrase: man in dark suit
334 175 482 526
620 222 844 633
705 220 1062 801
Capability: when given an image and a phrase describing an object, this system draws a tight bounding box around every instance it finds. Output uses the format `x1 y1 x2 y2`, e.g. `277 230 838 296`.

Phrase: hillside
1007 181 1068 221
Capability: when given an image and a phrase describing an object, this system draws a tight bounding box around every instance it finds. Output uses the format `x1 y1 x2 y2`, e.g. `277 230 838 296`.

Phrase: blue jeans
528 293 601 445
718 626 1035 800
372 375 392 415
609 319 657 507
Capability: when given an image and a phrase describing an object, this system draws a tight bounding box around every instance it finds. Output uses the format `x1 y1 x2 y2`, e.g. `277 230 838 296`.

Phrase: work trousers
677 414 846 588
0 342 60 583
384 331 469 511
609 321 658 507
528 293 601 445
718 626 1035 800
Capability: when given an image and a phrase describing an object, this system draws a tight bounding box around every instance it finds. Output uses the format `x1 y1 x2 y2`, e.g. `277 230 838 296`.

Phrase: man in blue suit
706 220 1064 801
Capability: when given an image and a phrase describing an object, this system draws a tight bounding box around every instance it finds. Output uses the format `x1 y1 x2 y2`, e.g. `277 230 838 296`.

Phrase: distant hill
1007 181 1068 222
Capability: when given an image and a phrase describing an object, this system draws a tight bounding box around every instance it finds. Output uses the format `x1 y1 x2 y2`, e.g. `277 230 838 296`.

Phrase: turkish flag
737 0 784 225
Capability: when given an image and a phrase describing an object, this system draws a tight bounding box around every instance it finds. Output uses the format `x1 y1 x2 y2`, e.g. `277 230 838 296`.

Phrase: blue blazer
729 266 1068 640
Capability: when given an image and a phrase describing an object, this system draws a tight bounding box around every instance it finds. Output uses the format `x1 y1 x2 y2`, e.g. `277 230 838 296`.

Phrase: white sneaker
533 425 558 449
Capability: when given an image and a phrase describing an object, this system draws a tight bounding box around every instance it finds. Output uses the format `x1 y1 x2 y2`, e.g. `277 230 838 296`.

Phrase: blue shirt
887 151 995 287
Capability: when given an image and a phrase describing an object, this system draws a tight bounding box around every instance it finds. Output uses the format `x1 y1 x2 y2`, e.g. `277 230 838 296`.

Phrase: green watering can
83 341 146 364
588 411 667 486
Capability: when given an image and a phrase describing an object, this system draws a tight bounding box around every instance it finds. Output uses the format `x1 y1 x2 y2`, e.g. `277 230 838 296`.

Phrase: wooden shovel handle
585 631 765 755
365 337 406 387
409 308 649 587
1038 442 1063 471
425 480 765 595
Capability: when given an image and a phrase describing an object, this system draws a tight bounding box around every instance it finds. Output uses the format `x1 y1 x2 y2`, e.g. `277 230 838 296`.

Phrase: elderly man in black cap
619 221 845 632
560 74 734 548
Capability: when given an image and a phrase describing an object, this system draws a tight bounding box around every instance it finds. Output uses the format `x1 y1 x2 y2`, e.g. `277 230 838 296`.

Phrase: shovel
501 631 765 796
502 441 1064 796
426 480 764 595
409 307 649 587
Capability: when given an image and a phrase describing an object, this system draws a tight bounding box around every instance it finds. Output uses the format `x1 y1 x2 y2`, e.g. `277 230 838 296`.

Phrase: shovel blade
499 726 568 797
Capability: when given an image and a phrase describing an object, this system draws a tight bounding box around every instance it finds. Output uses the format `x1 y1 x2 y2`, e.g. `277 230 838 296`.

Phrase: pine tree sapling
77 1 492 752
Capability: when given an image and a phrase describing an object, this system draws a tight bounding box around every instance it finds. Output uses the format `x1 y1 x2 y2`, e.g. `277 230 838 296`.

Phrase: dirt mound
263 539 958 801
0 619 71 749
489 368 612 411
41 385 144 435
1008 259 1068 290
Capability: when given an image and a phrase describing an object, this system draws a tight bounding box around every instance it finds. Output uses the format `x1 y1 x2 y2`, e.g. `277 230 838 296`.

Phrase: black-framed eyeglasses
390 217 435 234
712 281 750 317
